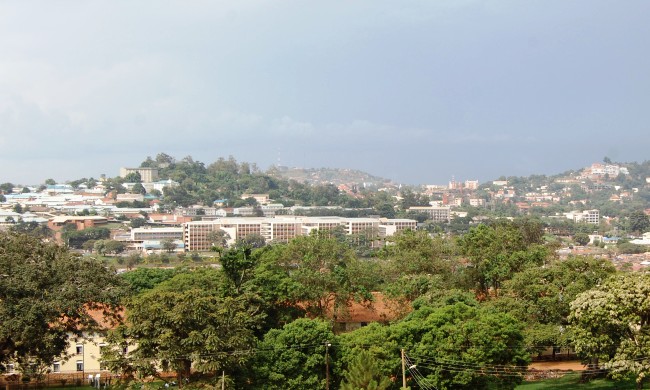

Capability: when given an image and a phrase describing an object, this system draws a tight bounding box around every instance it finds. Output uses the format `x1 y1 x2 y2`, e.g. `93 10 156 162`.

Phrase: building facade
183 216 417 251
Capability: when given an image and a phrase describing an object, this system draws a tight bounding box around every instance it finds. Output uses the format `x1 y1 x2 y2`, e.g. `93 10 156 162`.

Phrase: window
7 364 15 374
53 363 61 373
76 361 83 372
76 345 83 355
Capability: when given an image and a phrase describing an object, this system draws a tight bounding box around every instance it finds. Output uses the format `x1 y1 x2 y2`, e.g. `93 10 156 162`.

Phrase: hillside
266 166 394 187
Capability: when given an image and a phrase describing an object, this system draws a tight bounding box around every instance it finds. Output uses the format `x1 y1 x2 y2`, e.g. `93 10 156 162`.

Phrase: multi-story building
183 216 418 251
469 198 485 207
407 206 451 222
131 227 184 242
564 209 600 225
119 167 159 183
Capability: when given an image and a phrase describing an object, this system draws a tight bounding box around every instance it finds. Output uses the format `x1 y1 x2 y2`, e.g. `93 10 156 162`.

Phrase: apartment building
183 216 418 251
564 209 600 225
407 206 451 222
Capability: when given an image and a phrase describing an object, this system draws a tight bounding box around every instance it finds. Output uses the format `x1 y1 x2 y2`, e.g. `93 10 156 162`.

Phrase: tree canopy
0 232 126 373
569 273 650 388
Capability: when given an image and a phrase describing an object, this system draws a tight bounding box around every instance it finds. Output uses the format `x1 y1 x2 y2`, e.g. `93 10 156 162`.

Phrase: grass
516 372 642 389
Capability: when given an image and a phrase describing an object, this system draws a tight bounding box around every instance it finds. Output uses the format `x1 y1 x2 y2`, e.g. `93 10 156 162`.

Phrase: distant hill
267 166 394 188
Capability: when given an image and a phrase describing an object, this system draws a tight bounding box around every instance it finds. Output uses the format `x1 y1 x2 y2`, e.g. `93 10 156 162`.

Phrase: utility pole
401 348 406 389
221 370 225 390
325 341 331 390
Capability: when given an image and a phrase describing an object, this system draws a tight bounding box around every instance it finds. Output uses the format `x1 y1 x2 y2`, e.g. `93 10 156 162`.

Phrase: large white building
183 216 417 251
407 206 451 222
564 209 600 225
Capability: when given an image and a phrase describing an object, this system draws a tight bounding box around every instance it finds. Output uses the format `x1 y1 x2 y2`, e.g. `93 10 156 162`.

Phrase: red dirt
529 361 585 371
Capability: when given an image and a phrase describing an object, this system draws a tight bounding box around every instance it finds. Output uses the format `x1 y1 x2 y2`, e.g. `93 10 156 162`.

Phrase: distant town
1 157 649 264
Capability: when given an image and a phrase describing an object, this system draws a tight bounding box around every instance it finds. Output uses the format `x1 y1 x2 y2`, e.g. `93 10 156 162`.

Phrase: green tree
130 217 146 228
62 227 110 249
120 268 178 295
104 240 126 255
574 232 590 246
104 269 263 385
161 238 178 253
391 300 529 390
569 273 650 388
340 350 391 390
0 232 125 376
207 229 231 249
259 232 369 318
627 210 650 234
496 256 616 357
131 182 147 194
123 172 142 183
8 221 52 239
338 323 399 389
458 221 548 298
0 182 14 194
252 318 336 390
233 233 267 249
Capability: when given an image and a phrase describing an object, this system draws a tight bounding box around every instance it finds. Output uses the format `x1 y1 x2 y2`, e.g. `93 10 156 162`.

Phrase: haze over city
1 1 649 185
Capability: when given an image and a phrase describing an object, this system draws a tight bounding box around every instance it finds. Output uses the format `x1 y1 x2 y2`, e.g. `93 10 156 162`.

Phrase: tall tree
340 350 391 390
252 318 336 390
259 232 369 318
104 269 263 385
0 232 125 375
569 273 650 388
391 300 529 390
458 220 549 298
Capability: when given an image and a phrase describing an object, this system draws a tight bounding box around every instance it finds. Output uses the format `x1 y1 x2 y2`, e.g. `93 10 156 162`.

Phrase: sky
1 1 649 186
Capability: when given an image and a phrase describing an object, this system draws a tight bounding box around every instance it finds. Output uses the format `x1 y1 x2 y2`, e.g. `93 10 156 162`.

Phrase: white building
407 206 451 222
564 209 600 224
183 216 417 251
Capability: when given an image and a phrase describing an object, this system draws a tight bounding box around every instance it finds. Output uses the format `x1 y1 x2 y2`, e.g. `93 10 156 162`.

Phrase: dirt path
529 361 585 371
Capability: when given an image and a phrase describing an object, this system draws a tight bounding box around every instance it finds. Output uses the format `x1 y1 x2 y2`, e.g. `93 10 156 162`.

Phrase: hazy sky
1 1 649 185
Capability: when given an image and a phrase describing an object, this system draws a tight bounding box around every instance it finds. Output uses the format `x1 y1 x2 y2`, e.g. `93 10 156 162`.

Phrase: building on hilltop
119 167 159 183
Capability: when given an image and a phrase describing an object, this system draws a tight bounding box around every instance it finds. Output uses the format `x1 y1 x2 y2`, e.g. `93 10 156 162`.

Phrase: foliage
569 273 650 387
207 229 230 249
233 233 267 249
130 217 147 228
119 267 179 295
62 227 110 249
0 232 126 375
104 268 264 385
574 232 590 246
8 221 52 239
93 240 125 256
340 350 391 390
626 210 650 234
458 220 549 298
391 300 529 390
496 256 616 354
338 323 400 389
252 318 336 390
258 232 371 318
617 242 648 255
